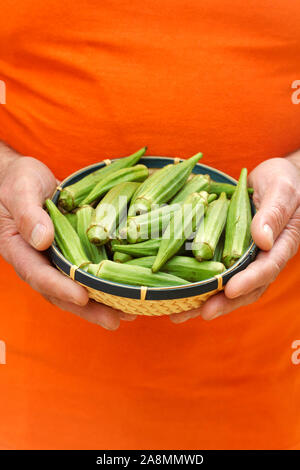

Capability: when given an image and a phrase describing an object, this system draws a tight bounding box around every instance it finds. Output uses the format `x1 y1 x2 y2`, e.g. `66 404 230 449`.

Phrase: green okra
222 168 252 268
169 258 225 282
64 212 77 231
113 251 132 263
128 164 173 216
94 260 189 287
171 174 210 204
209 180 254 197
109 218 133 262
86 263 101 277
133 153 203 214
126 256 225 282
80 164 149 206
152 191 208 273
76 205 107 263
87 182 140 246
45 199 90 269
58 147 147 211
110 239 133 263
125 203 182 243
212 235 224 263
192 192 229 261
111 238 162 257
207 193 218 204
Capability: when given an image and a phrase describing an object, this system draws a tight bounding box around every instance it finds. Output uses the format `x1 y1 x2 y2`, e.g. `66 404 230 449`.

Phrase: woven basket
49 156 258 316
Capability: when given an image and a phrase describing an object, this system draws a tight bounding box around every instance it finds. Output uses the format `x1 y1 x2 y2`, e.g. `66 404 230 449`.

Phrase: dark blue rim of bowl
49 156 258 301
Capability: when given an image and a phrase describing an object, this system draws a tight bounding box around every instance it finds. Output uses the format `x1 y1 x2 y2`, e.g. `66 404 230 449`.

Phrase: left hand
170 157 300 324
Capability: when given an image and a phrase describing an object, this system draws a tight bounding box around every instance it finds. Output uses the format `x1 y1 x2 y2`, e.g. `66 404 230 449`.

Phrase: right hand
0 155 135 329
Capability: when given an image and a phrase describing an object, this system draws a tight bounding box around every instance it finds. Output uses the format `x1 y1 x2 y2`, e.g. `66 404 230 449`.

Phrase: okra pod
125 202 182 243
133 153 203 214
58 147 146 211
109 219 133 262
209 180 254 197
96 260 189 287
110 239 133 263
45 199 90 269
80 164 149 206
212 235 224 263
64 212 77 231
222 168 252 268
126 256 225 282
171 174 210 204
87 182 140 245
76 205 107 263
152 191 208 273
111 238 162 257
207 193 217 203
113 251 133 263
192 192 229 261
128 164 173 216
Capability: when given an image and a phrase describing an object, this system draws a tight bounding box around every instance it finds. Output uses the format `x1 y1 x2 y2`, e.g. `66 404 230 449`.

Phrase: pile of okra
45 147 253 288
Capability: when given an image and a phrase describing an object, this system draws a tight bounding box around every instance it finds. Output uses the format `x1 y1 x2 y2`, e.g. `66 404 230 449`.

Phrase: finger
170 285 267 324
200 285 268 320
169 309 202 324
225 212 300 299
6 232 89 306
119 312 137 321
1 157 56 250
44 296 121 330
250 177 298 251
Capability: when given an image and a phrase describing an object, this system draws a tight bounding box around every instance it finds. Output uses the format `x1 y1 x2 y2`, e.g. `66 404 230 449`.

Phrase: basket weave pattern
86 285 221 316
58 265 223 316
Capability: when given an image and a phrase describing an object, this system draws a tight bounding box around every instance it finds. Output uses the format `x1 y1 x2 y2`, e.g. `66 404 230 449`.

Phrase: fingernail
203 311 223 321
98 322 116 331
72 296 87 307
120 312 137 321
263 224 273 247
172 313 191 324
30 223 46 248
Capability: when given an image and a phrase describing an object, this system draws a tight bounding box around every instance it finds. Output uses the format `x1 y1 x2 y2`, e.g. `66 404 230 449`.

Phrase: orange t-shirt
0 0 300 450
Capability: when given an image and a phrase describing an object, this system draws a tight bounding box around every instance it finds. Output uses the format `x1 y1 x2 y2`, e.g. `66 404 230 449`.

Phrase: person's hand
170 157 300 324
0 155 135 329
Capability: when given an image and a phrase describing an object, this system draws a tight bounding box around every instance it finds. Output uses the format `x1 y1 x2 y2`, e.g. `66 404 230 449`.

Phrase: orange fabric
0 0 300 450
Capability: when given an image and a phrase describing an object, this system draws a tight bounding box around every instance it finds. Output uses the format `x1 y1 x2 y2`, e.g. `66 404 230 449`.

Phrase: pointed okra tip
45 198 52 210
137 146 147 156
189 152 203 165
45 198 58 215
219 191 227 200
238 167 248 184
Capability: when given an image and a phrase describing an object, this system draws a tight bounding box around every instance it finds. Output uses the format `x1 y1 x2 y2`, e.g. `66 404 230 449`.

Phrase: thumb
250 180 298 251
2 157 56 250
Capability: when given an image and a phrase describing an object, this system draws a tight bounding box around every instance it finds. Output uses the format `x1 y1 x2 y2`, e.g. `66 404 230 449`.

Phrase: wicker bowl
49 156 258 316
